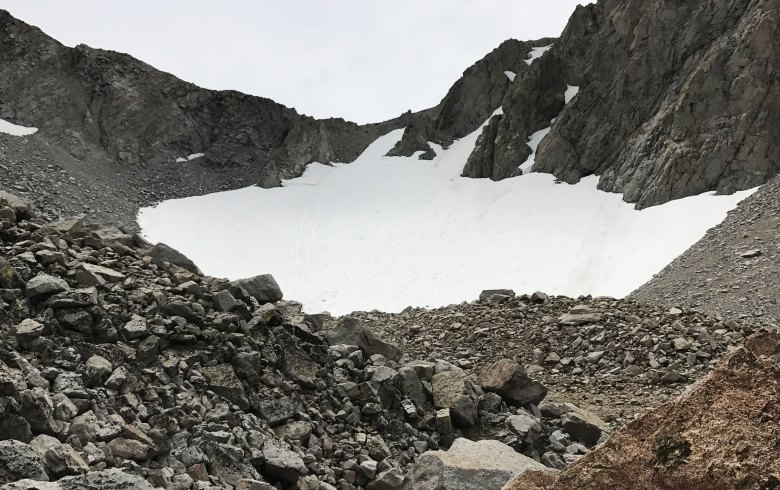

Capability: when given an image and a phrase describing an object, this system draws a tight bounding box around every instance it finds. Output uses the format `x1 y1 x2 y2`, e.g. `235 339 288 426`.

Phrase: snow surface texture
138 119 756 315
0 118 38 136
525 44 553 65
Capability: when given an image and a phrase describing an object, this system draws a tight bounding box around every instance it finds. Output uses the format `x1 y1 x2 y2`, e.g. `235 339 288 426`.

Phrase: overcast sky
2 1 587 123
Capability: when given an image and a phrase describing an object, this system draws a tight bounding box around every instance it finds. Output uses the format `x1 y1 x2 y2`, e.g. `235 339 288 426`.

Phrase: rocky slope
467 0 780 207
632 175 780 325
1 193 636 489
348 291 755 425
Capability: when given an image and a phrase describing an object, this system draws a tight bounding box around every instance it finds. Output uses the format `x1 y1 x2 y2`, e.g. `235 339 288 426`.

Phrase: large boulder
479 359 547 406
322 317 402 361
148 242 203 275
0 440 48 484
0 190 33 220
401 438 552 490
431 370 479 427
25 274 70 300
201 364 249 409
261 439 308 483
219 274 283 304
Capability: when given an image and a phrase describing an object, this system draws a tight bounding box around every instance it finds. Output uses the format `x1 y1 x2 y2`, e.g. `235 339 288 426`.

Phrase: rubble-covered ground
2 193 778 489
0 193 618 489
349 289 764 425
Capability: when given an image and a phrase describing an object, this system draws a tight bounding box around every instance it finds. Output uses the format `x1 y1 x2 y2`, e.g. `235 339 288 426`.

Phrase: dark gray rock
219 274 283 304
25 274 70 300
532 0 780 207
149 243 203 275
479 359 548 406
201 364 249 409
256 397 296 427
0 440 48 483
323 317 402 361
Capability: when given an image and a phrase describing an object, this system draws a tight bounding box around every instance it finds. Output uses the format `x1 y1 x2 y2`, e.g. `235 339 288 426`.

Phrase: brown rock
504 332 780 490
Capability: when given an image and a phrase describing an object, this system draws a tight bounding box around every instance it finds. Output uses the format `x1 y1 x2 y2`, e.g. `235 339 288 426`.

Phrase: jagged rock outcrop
387 38 556 160
534 0 780 207
462 53 567 180
503 331 780 490
466 0 780 207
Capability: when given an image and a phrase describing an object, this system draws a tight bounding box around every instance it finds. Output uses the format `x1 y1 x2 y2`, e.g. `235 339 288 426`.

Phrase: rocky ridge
0 10 545 229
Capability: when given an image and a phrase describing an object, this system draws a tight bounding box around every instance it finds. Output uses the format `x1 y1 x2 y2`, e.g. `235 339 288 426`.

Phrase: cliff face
467 0 780 207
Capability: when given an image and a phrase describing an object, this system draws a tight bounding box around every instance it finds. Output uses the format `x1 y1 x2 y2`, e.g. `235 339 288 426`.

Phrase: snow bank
0 119 38 136
138 119 756 315
525 44 553 65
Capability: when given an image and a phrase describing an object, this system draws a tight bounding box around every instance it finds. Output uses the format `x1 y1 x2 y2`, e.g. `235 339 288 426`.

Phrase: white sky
1 1 587 123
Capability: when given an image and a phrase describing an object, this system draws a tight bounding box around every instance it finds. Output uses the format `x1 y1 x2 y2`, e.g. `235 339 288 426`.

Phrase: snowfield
0 118 38 136
138 119 756 315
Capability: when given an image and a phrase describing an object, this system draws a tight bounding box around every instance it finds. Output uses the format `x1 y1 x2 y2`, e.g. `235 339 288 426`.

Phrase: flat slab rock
401 438 554 490
4 468 154 489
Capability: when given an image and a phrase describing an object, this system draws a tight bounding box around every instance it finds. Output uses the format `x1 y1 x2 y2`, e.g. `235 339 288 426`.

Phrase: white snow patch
519 85 580 173
504 71 516 82
565 85 580 104
525 44 554 65
0 119 38 136
138 117 757 315
518 126 552 174
175 153 205 163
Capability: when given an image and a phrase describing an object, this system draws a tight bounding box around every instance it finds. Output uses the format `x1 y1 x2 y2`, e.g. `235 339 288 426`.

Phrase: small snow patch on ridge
0 119 38 136
525 44 554 65
176 153 205 163
504 71 516 82
518 126 552 174
565 85 580 104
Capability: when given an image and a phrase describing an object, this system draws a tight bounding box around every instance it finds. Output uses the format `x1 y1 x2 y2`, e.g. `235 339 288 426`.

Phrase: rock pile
0 192 613 489
349 289 761 424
